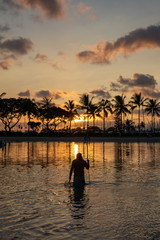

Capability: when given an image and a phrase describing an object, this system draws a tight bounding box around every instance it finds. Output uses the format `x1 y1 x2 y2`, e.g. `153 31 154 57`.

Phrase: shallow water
0 141 160 240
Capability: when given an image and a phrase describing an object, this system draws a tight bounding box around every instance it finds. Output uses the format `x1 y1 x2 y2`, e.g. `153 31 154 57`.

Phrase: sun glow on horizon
74 119 81 123
74 116 84 123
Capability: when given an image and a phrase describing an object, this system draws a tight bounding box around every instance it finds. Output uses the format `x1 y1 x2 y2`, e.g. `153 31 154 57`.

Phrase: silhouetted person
69 153 89 187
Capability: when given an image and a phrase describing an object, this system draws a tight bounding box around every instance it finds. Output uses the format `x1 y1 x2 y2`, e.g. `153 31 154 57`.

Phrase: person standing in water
69 153 89 186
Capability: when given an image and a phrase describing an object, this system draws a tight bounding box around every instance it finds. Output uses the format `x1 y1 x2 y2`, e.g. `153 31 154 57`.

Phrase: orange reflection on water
1 142 160 171
74 144 78 158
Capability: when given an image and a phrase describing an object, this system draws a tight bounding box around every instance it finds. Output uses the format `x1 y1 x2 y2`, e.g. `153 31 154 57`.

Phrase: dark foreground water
1 141 160 240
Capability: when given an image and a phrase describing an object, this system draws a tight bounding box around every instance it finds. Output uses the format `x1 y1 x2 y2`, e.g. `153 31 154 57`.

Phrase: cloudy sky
1 0 160 104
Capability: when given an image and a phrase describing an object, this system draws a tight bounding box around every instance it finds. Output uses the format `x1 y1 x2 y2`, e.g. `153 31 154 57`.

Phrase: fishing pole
86 141 90 184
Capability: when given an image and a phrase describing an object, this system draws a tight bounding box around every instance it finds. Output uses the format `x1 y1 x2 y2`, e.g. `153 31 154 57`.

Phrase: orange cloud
77 2 92 15
58 51 67 60
76 24 160 64
0 61 12 70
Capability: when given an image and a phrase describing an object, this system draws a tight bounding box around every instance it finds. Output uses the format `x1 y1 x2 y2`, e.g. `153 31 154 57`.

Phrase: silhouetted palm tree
38 97 55 131
88 102 100 127
128 101 137 122
79 94 93 130
112 94 130 130
0 92 6 98
145 99 160 132
40 97 55 109
19 98 37 132
64 100 77 132
98 99 112 133
130 93 147 132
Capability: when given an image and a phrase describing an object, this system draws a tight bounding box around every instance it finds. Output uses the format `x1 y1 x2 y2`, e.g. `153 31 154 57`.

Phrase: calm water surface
1 141 160 240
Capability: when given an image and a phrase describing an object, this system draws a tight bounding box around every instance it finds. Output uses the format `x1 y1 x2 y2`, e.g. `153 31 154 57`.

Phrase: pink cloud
34 52 63 70
13 0 66 19
3 0 97 22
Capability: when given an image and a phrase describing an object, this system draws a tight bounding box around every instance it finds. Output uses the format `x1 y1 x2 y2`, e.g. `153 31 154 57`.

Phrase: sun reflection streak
74 144 78 158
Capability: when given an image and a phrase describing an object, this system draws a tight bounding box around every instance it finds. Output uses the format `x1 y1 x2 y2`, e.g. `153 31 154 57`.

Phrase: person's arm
85 160 89 169
69 162 74 182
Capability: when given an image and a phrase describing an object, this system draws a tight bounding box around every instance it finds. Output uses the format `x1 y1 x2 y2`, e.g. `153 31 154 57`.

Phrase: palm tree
88 103 100 127
64 100 77 132
130 93 147 132
128 101 137 123
39 97 55 109
112 94 130 130
19 98 37 132
38 97 55 131
145 99 160 132
98 99 112 133
0 92 6 98
79 94 93 130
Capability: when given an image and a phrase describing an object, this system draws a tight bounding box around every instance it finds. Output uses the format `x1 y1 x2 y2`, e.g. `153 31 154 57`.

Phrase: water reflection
114 142 123 171
68 185 89 221
74 144 78 158
1 141 160 170
1 141 160 239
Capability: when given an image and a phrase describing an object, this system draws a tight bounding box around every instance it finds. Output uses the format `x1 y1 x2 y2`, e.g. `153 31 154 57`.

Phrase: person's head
76 152 83 160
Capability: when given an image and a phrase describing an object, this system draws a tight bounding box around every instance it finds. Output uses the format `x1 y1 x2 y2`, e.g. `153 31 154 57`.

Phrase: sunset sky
1 0 160 105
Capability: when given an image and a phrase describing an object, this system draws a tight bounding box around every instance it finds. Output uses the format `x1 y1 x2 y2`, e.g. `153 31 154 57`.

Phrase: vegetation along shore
0 92 160 137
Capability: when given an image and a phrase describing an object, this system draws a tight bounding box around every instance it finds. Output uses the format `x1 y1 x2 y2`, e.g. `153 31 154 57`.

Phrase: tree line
0 92 160 134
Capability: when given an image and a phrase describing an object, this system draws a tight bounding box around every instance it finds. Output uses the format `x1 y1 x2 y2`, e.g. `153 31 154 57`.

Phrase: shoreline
1 136 160 143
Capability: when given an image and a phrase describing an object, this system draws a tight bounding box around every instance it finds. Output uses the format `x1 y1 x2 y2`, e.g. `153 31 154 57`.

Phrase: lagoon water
1 141 160 240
